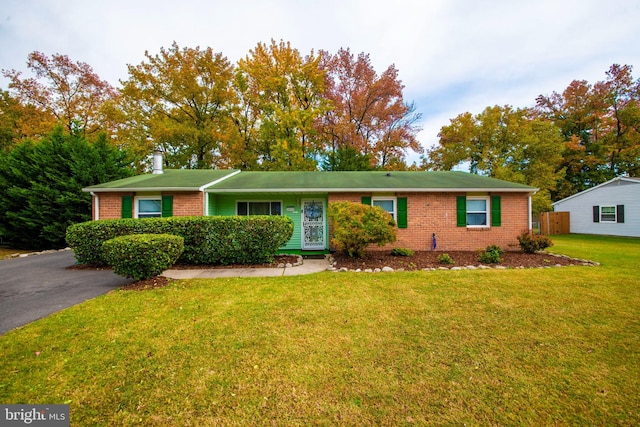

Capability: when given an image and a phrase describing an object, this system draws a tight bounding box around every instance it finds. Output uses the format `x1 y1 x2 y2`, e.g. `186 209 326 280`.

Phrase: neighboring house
83 164 537 253
552 176 640 238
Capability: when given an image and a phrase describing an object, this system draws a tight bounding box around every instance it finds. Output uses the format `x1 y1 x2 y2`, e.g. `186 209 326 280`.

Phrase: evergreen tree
0 127 133 249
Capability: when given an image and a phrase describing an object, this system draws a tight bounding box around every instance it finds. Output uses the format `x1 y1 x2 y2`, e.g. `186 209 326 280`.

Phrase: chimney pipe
152 150 164 174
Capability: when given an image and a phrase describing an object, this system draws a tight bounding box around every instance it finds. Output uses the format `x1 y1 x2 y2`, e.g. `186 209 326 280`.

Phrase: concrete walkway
163 258 332 279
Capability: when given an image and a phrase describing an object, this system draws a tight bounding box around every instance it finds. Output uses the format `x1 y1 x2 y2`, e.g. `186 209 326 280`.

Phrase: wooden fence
538 211 570 235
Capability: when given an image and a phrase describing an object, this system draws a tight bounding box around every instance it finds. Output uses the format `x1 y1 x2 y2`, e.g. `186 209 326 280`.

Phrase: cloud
2 0 639 160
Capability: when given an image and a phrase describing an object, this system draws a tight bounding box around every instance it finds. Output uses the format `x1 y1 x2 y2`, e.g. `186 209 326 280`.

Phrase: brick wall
93 192 204 219
327 192 530 252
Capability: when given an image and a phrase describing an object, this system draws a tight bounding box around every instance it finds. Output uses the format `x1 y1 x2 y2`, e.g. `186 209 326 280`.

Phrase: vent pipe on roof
152 150 164 174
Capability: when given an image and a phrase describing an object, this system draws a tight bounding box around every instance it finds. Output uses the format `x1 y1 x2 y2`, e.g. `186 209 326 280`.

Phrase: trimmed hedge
102 234 184 281
66 216 294 266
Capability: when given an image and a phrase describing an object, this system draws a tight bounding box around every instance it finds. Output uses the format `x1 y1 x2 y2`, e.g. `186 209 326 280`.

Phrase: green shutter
491 195 501 227
121 196 133 218
456 196 466 227
397 197 408 228
361 196 372 205
161 195 173 217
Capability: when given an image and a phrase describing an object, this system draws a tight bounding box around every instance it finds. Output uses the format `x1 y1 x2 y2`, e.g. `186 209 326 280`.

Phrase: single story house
83 163 537 253
552 176 640 237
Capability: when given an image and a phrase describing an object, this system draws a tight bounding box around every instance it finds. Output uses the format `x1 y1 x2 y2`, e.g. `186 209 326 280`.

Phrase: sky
1 0 639 165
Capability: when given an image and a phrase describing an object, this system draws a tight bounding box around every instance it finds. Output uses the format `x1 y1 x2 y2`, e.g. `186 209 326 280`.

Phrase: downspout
528 194 532 232
91 192 99 221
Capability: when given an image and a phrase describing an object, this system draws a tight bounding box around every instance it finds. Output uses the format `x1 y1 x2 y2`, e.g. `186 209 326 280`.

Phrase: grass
1 234 639 425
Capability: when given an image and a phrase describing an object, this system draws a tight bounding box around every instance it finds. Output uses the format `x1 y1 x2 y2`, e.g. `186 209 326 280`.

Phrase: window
237 201 282 216
466 197 489 227
600 206 616 222
457 195 499 227
136 197 161 218
372 197 397 221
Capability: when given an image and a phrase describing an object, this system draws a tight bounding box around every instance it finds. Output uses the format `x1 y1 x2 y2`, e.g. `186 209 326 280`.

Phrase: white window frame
372 196 397 222
236 200 283 216
466 196 490 228
600 206 616 222
134 196 162 219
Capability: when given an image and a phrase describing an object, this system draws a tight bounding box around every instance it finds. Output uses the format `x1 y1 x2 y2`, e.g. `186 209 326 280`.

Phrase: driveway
0 250 131 335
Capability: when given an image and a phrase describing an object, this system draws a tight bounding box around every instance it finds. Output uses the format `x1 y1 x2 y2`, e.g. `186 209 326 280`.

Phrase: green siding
206 193 328 252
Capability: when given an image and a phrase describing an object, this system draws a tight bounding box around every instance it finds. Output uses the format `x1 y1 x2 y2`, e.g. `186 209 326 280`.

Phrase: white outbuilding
552 176 640 237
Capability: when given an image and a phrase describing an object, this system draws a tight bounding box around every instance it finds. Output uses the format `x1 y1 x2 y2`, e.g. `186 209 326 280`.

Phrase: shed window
600 206 616 222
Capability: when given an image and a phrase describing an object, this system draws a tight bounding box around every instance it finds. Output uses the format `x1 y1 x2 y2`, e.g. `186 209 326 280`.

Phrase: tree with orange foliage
118 42 236 169
234 40 328 170
2 52 116 139
536 64 640 197
318 48 422 170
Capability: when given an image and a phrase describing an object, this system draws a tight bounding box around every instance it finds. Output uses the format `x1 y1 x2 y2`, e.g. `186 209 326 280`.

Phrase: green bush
102 234 184 281
391 248 414 257
437 253 455 265
328 201 396 258
66 216 294 266
517 230 553 254
478 245 504 264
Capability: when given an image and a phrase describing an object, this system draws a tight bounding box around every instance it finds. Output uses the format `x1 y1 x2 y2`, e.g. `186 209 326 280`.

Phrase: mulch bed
69 252 595 291
331 250 595 271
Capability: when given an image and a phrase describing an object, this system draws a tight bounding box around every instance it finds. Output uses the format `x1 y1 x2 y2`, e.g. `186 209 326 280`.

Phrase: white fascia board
206 187 537 193
82 187 204 193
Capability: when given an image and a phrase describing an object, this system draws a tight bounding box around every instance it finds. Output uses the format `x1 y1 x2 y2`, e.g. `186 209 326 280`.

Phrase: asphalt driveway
0 250 131 335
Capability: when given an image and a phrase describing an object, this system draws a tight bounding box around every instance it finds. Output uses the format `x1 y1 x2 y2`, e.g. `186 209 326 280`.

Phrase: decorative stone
382 266 394 272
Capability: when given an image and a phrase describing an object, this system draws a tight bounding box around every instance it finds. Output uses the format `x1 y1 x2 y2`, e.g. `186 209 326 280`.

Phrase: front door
302 199 325 250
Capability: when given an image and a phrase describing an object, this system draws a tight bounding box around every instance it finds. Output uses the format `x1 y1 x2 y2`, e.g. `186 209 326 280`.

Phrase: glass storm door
302 199 325 250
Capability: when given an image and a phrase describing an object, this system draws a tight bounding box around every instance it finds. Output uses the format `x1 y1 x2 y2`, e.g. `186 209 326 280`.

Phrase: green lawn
1 234 639 425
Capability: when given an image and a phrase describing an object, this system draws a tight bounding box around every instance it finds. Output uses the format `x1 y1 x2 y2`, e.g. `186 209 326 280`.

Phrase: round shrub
437 253 455 265
391 248 414 257
328 201 396 258
102 234 184 281
517 230 553 254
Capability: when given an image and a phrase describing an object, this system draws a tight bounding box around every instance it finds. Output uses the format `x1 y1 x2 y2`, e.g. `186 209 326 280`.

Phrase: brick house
84 167 537 253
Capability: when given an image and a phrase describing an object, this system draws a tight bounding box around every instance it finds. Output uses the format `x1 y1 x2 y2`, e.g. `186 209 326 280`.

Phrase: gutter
82 187 204 193
206 187 539 194
90 191 99 220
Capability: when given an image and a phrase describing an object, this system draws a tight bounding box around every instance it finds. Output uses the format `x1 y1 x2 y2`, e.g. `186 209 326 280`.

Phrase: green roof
85 170 535 193
83 169 240 192
208 171 536 193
